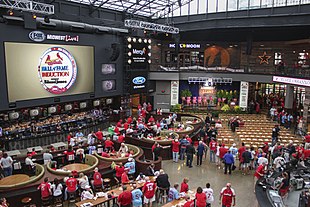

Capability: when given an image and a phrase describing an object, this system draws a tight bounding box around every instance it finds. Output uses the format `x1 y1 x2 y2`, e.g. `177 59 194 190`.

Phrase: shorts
144 195 155 204
242 162 250 168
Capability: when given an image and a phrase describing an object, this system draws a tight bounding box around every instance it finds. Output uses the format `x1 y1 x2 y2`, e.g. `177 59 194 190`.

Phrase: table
161 189 196 207
27 146 43 153
6 150 21 157
75 177 155 207
0 174 30 186
51 142 67 150
63 163 90 171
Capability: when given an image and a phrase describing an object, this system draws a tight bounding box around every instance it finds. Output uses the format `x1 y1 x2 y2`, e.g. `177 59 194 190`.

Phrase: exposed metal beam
0 0 54 15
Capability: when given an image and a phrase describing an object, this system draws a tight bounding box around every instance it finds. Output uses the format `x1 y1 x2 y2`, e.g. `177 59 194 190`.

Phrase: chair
94 184 103 193
53 195 63 207
157 187 169 204
103 178 111 191
21 197 33 207
67 191 76 204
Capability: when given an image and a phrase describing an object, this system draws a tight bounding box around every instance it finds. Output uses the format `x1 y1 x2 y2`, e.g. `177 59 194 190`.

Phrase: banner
124 19 179 34
273 76 310 87
239 81 249 109
171 81 179 106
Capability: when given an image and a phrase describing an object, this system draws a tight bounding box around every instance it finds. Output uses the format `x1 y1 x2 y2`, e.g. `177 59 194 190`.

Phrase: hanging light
128 44 132 49
8 9 13 16
127 37 132 42
32 13 37 19
128 59 132 64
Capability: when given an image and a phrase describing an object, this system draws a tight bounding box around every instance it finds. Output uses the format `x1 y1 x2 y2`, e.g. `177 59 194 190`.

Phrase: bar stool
94 184 103 193
67 191 76 204
54 195 63 207
157 187 168 204
103 178 111 191
21 197 33 207
41 197 51 207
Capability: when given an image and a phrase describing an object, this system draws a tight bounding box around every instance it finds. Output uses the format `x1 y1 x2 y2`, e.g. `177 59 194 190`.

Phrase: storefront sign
239 81 249 109
171 81 179 105
273 76 310 87
38 47 77 94
169 43 201 49
132 76 146 89
124 19 179 34
29 31 79 42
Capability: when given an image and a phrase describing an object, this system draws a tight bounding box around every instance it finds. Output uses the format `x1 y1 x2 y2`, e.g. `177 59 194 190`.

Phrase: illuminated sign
29 31 46 42
29 31 79 42
38 47 77 94
124 19 179 34
273 76 310 87
169 43 201 49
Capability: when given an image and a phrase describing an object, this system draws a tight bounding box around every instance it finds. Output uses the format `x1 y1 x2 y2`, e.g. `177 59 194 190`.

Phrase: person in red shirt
104 137 114 152
147 103 152 112
95 128 103 141
65 174 77 200
118 134 125 143
220 183 236 207
114 127 120 135
209 138 217 163
141 109 147 119
118 185 132 207
142 176 157 207
148 116 155 124
180 178 189 193
67 132 73 144
121 169 130 184
254 163 266 192
127 116 132 124
30 148 37 156
37 177 51 199
116 120 122 128
183 196 194 207
123 122 129 131
186 135 192 144
195 187 206 207
64 145 75 164
115 162 125 182
238 142 246 170
172 139 180 162
91 167 103 189
219 144 228 162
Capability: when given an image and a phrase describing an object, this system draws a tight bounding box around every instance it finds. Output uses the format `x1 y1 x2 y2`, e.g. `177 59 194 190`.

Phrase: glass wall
172 0 310 16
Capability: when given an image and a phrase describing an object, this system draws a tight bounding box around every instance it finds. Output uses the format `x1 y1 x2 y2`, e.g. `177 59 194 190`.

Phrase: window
274 52 283 65
298 51 309 68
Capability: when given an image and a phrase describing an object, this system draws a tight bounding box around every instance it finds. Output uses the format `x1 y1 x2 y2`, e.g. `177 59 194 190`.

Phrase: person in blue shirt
168 183 180 202
75 130 84 138
197 141 205 166
131 184 143 207
223 150 234 175
179 137 189 160
124 158 136 178
229 143 238 158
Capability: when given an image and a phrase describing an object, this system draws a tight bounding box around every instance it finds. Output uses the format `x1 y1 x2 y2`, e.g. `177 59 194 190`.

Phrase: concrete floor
161 157 256 207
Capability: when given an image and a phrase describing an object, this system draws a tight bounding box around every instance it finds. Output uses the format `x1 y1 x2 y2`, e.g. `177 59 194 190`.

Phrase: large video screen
5 42 94 102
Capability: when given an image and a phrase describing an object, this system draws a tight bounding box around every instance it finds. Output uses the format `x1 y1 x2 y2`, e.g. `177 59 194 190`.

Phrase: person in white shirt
0 153 13 177
43 150 53 165
81 185 94 201
203 183 214 207
25 153 36 175
229 143 238 158
87 131 95 145
273 155 285 171
51 178 63 198
78 173 90 190
257 154 268 166
69 137 76 147
119 143 129 154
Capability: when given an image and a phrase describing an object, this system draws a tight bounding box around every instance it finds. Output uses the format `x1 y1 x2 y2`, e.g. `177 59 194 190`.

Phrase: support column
285 85 294 109
302 87 310 133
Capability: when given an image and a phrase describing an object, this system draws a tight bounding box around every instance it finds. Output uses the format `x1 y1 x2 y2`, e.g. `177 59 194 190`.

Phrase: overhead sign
29 31 79 42
239 81 249 109
124 19 179 34
273 76 310 87
169 43 201 49
171 81 179 106
38 47 77 94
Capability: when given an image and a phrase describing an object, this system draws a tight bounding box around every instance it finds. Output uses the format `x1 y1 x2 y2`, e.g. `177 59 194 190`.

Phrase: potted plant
180 89 192 98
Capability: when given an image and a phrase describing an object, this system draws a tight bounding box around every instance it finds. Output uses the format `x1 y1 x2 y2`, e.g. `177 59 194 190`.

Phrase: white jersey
203 188 214 203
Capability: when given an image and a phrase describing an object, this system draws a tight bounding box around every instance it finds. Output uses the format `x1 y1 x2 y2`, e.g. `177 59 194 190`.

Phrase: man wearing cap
172 139 180 163
118 185 132 207
142 176 157 207
121 168 130 184
229 144 238 158
124 158 136 179
81 185 94 201
219 183 236 207
91 167 103 189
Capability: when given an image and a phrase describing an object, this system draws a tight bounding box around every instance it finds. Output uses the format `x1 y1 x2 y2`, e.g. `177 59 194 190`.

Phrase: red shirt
195 192 206 207
219 147 228 159
115 166 125 178
118 135 124 143
64 150 75 159
172 141 180 152
67 134 72 143
147 104 152 112
118 191 132 206
254 164 265 179
305 135 310 143
66 178 77 192
238 146 246 160
93 172 102 186
124 123 129 130
114 127 120 134
141 110 146 118
105 140 114 148
31 151 37 156
101 152 110 158
186 137 192 144
148 117 155 123
183 200 194 207
143 181 156 198
180 182 188 193
209 141 217 151
221 187 235 206
38 182 50 198
95 131 103 141
121 172 129 184
116 122 122 128
127 117 132 124
152 144 156 152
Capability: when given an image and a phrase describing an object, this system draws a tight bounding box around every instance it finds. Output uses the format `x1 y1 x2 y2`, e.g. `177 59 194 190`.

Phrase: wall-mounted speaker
110 43 120 61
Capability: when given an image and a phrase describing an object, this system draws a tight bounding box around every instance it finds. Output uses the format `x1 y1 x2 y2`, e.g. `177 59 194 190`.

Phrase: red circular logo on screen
38 47 77 94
